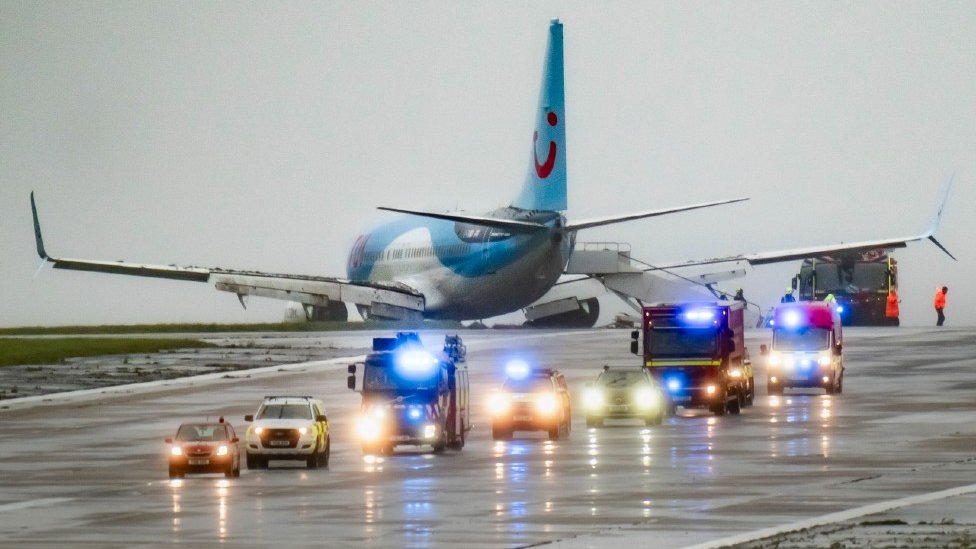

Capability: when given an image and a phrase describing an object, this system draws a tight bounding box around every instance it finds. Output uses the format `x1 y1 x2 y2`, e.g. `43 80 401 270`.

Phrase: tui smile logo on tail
533 111 558 179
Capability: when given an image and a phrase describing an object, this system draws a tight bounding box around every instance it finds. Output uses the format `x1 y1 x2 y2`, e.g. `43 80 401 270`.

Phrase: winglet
30 191 49 260
924 174 956 260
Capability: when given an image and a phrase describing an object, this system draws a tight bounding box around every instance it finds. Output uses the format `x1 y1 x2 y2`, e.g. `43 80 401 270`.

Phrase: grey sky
2 2 974 327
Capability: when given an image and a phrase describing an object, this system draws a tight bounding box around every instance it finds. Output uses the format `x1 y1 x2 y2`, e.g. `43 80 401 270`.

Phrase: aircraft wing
647 175 956 270
30 193 425 317
564 197 748 231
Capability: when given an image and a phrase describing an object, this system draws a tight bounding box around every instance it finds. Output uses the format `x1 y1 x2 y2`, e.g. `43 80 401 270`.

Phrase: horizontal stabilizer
565 197 748 231
377 207 548 232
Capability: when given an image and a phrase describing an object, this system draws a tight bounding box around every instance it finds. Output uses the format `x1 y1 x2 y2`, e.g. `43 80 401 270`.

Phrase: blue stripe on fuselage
345 216 555 281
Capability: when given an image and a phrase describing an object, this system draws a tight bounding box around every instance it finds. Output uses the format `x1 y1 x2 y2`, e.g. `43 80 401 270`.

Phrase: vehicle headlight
423 424 437 439
635 388 658 409
768 352 781 366
818 353 831 366
729 368 743 379
254 427 264 435
356 416 381 441
171 446 183 456
216 445 229 456
706 384 717 395
488 393 511 415
535 393 558 415
298 427 308 436
583 388 604 409
783 355 795 369
369 406 388 420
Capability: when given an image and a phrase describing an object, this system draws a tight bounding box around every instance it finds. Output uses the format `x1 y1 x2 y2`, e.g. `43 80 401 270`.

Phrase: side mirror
630 330 639 341
630 340 639 355
347 375 356 391
164 437 173 443
347 363 357 374
317 414 328 423
759 344 768 356
230 437 239 443
244 414 254 422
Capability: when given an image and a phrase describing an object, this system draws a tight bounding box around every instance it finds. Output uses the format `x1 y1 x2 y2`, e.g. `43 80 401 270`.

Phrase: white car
243 396 330 469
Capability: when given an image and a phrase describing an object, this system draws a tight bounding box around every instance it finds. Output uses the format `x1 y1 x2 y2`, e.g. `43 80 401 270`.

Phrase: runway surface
1 327 975 548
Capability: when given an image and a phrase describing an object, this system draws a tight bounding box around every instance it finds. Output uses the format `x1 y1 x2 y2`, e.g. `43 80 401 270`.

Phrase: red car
166 419 241 478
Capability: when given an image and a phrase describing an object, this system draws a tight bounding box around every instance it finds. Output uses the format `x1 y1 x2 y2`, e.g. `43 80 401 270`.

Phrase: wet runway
1 327 975 548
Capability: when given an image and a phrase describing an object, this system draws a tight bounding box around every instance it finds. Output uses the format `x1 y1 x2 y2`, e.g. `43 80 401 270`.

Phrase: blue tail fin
512 19 567 212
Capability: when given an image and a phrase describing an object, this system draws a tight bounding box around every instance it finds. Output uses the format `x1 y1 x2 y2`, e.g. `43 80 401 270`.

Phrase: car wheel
547 424 560 441
168 467 180 479
323 437 331 468
491 425 511 441
306 445 319 469
837 374 844 394
586 416 603 428
746 380 755 406
728 392 741 415
245 453 258 470
767 381 783 396
225 464 235 478
645 412 663 426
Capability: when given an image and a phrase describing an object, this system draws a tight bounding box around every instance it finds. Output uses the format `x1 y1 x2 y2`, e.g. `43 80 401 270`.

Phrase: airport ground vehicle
488 362 572 440
793 250 897 326
582 367 666 427
632 301 753 416
166 418 240 478
348 333 469 454
762 302 844 395
243 396 330 469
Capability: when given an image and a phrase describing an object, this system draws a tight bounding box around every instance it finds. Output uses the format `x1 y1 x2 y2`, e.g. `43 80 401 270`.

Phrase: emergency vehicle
631 301 753 416
348 333 470 454
793 250 897 326
762 301 844 395
488 362 572 440
243 396 330 469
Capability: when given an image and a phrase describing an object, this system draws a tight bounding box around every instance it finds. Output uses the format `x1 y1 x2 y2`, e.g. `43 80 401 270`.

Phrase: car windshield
503 377 553 393
597 371 645 388
773 327 830 351
176 424 228 442
648 328 716 356
257 404 312 420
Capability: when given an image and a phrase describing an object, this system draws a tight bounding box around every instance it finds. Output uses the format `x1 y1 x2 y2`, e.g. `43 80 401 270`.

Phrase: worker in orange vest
934 286 948 326
885 289 900 326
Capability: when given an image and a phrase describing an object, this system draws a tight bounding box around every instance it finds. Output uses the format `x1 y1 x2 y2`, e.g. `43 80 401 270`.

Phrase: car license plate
514 415 533 421
608 405 630 412
188 458 209 465
270 440 290 447
393 435 412 441
673 396 692 403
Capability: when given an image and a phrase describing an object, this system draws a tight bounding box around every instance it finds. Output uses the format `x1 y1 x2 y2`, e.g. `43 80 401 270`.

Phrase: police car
243 396 330 469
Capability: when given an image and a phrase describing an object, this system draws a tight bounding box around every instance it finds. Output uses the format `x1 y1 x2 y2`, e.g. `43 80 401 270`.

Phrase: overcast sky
2 2 974 328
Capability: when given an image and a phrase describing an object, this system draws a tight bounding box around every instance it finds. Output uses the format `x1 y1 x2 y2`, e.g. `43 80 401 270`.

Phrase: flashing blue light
667 379 681 392
408 407 422 420
505 359 530 379
836 305 844 313
684 309 716 322
396 349 438 373
783 310 801 327
800 359 812 368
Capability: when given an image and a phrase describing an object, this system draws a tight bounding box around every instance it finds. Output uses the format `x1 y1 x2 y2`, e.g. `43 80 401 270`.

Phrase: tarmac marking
0 497 73 513
679 482 976 549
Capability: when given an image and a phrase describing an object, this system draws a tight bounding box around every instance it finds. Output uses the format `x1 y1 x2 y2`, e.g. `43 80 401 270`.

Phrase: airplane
28 19 954 324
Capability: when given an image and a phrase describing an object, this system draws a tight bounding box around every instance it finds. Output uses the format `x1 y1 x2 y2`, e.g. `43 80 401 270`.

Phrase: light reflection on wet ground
0 328 974 548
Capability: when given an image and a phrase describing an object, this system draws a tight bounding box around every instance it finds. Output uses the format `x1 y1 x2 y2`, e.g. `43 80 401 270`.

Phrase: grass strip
0 338 215 368
0 320 465 336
